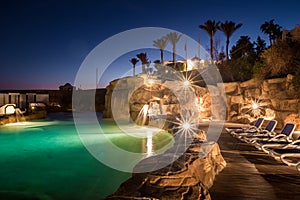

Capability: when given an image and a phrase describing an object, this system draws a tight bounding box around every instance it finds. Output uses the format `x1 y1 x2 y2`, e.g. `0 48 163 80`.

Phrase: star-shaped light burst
168 112 199 161
176 72 201 92
182 79 190 88
252 102 259 110
242 98 262 118
173 113 199 138
250 99 262 118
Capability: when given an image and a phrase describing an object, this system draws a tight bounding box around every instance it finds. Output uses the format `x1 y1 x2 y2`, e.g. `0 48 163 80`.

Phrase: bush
218 54 256 82
255 40 300 79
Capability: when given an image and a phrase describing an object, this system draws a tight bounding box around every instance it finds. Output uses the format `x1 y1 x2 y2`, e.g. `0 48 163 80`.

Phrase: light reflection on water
146 131 153 157
0 112 173 200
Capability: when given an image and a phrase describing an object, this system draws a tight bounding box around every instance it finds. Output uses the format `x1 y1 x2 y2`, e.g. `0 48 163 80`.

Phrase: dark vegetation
131 19 300 92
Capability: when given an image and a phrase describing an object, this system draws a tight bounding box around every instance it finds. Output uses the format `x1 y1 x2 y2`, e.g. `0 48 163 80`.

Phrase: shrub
255 40 300 79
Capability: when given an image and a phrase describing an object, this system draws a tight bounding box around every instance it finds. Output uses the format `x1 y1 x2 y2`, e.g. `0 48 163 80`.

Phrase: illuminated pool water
0 113 173 200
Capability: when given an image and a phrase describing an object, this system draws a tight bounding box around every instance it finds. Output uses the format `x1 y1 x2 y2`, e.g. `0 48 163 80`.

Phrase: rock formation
105 134 226 200
224 74 300 129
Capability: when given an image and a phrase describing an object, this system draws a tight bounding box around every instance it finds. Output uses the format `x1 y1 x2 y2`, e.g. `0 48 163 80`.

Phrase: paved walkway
209 128 300 200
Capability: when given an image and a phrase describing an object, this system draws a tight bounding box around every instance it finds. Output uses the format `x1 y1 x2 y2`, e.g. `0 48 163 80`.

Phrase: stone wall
224 74 300 130
103 76 226 125
104 74 300 130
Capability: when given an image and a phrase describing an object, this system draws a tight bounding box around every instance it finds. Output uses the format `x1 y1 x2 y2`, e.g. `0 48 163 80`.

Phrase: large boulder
220 82 240 94
279 99 299 111
105 141 226 200
240 79 261 89
267 77 286 84
244 88 261 98
230 95 243 104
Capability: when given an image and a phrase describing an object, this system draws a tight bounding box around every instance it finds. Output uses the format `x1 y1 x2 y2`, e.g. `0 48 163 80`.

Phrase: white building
0 104 15 116
0 92 49 110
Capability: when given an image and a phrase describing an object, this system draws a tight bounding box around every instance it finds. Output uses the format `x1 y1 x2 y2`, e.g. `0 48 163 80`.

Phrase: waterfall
135 104 149 126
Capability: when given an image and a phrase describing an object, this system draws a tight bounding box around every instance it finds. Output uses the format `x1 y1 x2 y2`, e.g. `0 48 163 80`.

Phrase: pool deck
209 126 300 200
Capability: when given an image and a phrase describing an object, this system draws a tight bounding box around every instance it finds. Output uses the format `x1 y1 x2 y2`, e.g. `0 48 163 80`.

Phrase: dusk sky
1 0 300 89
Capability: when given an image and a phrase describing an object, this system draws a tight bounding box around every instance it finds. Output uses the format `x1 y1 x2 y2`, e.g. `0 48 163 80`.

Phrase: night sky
1 0 300 89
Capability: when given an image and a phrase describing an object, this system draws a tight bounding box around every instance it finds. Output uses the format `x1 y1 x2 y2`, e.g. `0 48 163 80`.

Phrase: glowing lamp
182 122 191 130
252 103 259 110
148 79 154 86
183 80 190 87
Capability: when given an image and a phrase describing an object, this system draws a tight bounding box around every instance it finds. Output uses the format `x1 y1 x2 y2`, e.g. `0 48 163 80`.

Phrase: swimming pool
0 112 173 200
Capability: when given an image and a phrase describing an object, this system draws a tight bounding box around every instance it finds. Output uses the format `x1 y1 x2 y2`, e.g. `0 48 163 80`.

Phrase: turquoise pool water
0 113 173 200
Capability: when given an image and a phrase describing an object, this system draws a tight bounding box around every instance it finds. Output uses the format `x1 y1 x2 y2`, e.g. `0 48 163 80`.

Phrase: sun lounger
235 120 277 142
269 142 300 171
269 140 300 160
281 152 300 171
226 117 264 135
251 123 296 151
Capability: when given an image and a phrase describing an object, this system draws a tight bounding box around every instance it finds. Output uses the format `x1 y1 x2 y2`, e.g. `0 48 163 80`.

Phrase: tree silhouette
230 36 255 59
166 32 182 67
199 20 220 61
254 36 266 56
136 53 149 74
153 37 169 63
260 19 282 46
218 20 242 59
129 58 139 76
218 52 226 62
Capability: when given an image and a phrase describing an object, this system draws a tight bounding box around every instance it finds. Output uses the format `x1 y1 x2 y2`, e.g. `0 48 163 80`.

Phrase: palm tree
199 20 220 61
136 53 149 74
260 19 282 46
166 32 182 67
129 58 139 76
153 37 169 64
218 20 242 60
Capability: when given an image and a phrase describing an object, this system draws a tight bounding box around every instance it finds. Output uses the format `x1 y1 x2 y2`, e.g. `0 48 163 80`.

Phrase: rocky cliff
104 74 300 130
105 135 226 200
223 74 300 129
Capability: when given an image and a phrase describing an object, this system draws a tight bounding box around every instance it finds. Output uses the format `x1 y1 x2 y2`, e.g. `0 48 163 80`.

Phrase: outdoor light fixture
148 79 154 86
252 102 259 110
177 72 199 92
173 114 199 151
183 80 190 87
174 115 198 135
182 122 191 130
246 99 262 118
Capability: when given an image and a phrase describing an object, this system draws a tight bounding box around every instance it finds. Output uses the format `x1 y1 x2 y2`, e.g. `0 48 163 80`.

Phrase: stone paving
209 128 300 200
